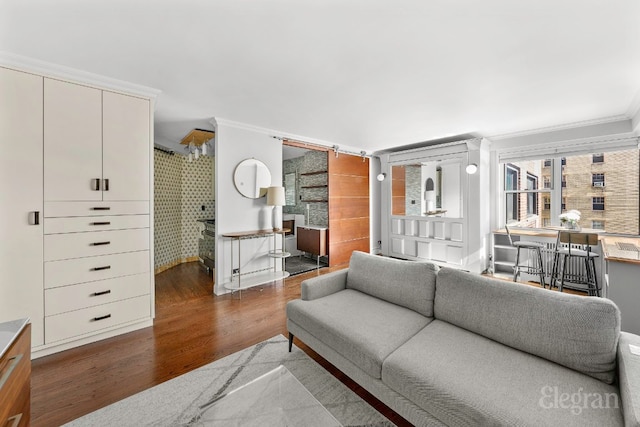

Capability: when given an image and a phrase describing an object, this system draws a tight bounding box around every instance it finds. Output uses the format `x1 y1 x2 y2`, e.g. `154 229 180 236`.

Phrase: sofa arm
301 269 348 300
618 332 640 426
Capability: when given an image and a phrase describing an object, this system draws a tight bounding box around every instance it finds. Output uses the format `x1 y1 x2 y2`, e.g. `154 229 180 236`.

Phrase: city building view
504 148 639 235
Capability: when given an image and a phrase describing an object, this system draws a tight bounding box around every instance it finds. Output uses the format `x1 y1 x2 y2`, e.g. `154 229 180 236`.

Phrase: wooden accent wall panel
392 165 406 215
328 153 370 266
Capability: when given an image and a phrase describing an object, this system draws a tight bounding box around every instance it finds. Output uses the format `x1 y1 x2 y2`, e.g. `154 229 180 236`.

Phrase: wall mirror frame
233 158 272 198
390 155 465 219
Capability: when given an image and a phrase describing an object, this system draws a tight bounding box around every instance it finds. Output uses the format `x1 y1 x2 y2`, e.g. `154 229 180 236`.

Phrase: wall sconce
376 173 386 182
465 163 478 174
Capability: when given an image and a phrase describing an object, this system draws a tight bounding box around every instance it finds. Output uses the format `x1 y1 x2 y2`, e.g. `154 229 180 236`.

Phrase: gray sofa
286 251 640 426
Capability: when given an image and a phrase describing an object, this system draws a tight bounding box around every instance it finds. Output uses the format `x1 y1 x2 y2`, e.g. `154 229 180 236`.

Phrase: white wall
213 119 283 294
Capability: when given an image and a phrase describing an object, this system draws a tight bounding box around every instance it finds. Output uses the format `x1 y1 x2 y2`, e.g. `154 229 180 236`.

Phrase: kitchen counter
0 317 29 358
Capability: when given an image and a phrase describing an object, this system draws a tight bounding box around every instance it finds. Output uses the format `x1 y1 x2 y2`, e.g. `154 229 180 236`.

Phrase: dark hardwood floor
31 262 412 427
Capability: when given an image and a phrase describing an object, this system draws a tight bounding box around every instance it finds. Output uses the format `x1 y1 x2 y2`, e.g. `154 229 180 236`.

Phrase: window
593 197 605 211
505 165 519 222
592 220 605 230
526 173 538 216
592 173 605 187
501 148 639 234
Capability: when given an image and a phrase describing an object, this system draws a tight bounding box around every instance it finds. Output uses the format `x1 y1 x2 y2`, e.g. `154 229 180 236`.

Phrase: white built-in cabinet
0 67 45 347
0 63 156 357
44 79 150 202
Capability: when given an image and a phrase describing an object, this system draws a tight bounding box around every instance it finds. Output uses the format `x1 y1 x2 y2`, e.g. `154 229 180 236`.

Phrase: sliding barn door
328 153 370 266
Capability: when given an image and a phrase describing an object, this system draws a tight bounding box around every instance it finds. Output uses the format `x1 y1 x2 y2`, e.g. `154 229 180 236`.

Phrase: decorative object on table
559 209 581 230
233 158 271 198
267 186 285 231
424 177 436 212
64 335 393 427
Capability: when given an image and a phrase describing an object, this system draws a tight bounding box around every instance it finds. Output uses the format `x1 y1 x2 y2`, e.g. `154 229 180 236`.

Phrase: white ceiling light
465 163 478 174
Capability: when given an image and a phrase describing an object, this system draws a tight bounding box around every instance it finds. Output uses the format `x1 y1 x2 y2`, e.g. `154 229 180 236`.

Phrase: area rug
285 255 328 276
65 335 395 426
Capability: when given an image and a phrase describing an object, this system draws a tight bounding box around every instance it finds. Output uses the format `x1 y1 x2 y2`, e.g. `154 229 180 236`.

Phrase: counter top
0 317 29 358
601 235 640 264
297 225 328 231
494 227 603 239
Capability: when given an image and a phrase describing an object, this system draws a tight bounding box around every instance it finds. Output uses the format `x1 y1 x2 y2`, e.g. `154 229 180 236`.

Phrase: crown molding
0 51 161 99
211 117 369 156
488 114 631 141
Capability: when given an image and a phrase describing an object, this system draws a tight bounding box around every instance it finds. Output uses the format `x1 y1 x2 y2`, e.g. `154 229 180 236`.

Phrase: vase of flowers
559 210 581 230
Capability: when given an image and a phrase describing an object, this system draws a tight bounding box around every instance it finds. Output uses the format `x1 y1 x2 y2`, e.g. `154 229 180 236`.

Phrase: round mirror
233 158 272 198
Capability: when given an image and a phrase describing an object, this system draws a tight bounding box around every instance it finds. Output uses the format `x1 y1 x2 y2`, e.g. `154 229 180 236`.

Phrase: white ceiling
1 0 639 154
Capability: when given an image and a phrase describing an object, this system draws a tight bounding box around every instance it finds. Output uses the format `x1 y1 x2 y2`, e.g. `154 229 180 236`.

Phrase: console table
221 229 291 296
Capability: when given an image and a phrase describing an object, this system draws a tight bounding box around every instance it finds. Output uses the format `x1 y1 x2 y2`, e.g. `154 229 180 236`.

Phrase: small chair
505 224 546 287
550 231 600 296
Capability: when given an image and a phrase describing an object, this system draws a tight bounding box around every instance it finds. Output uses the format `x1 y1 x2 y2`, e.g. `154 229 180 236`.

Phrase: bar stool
505 224 546 287
550 231 600 296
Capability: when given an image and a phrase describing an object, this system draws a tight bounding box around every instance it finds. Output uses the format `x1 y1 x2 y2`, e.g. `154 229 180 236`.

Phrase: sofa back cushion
346 251 438 317
434 268 620 384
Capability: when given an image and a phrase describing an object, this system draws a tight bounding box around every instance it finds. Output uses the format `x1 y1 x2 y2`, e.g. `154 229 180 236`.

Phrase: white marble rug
65 335 395 427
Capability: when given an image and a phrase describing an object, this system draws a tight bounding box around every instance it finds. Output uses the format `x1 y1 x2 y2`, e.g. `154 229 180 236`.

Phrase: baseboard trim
154 257 200 274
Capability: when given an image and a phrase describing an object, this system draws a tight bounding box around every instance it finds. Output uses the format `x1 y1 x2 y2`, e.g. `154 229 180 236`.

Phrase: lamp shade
266 186 285 206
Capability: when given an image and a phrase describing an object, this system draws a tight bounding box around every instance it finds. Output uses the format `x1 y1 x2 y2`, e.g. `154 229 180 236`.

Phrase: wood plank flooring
30 262 412 427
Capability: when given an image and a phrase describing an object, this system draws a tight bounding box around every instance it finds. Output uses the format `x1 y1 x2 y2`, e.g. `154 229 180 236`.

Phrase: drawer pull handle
93 178 101 191
0 354 22 391
92 314 111 322
91 207 111 211
31 210 40 226
91 266 111 271
92 290 111 296
90 221 111 226
90 241 111 246
104 178 110 191
5 413 22 427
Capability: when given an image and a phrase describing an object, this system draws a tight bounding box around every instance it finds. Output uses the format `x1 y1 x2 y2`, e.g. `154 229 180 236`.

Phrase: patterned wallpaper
154 150 214 271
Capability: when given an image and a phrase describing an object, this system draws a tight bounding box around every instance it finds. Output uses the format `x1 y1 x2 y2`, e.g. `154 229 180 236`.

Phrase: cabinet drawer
44 228 149 261
44 214 149 234
45 251 150 289
45 272 151 316
44 201 149 217
45 295 151 344
0 324 30 427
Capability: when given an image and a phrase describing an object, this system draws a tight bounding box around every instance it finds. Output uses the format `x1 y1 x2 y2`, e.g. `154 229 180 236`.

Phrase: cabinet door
44 78 102 201
0 67 44 346
102 91 150 201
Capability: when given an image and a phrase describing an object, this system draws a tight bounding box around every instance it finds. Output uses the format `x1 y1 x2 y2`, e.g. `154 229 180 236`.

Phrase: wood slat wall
392 165 406 215
328 153 370 266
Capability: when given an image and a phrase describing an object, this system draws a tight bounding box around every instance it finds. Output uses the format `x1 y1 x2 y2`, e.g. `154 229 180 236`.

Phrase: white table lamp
267 186 285 231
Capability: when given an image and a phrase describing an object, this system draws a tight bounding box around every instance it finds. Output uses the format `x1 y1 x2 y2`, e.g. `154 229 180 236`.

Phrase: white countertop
0 318 29 358
297 225 328 231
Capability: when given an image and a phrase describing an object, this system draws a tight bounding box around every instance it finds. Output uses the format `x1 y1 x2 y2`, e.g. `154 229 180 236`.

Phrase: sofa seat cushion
382 320 623 426
287 289 431 379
